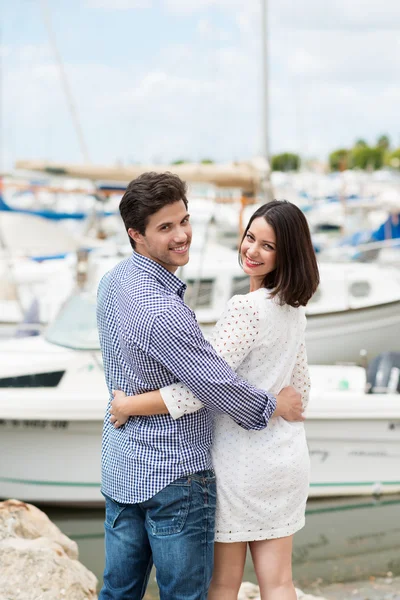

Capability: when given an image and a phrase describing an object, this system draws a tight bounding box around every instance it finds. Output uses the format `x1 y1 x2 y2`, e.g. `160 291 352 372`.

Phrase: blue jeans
99 470 216 600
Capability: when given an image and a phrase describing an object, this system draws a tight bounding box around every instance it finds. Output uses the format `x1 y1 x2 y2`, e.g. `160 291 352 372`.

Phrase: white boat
0 209 134 335
1 175 121 221
0 292 400 506
0 293 105 506
179 241 248 323
184 256 400 365
0 211 111 332
4 192 400 365
0 196 247 332
305 262 400 364
0 254 76 333
306 363 400 497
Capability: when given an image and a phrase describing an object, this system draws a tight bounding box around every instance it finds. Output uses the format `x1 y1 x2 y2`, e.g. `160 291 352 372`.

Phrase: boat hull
306 300 400 364
306 416 400 497
1 412 400 505
0 419 104 506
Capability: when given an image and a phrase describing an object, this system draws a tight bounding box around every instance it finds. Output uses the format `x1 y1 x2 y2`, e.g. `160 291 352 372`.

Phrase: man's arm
158 297 303 422
140 296 301 430
110 296 259 425
109 369 303 429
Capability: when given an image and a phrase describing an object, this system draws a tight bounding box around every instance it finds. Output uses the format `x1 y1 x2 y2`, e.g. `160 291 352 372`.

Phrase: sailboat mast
0 24 3 174
261 0 269 162
40 0 90 163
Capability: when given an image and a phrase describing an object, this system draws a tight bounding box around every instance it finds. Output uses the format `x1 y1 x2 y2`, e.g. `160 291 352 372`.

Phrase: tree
200 158 214 164
377 134 390 151
351 146 384 170
271 153 300 171
386 148 400 169
329 149 350 171
354 139 368 148
171 159 188 165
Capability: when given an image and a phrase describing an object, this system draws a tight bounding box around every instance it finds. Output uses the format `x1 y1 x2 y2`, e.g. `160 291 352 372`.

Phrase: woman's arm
159 295 261 419
290 342 311 410
109 389 169 427
110 295 261 425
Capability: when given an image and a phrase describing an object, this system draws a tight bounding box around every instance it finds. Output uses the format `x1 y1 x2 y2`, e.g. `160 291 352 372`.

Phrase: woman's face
240 217 277 279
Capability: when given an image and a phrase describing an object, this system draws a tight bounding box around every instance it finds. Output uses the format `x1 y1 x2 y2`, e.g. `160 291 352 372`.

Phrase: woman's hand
109 390 132 428
109 388 169 423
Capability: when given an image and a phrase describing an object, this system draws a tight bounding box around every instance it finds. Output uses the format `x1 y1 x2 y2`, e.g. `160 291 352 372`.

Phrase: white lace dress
160 288 311 543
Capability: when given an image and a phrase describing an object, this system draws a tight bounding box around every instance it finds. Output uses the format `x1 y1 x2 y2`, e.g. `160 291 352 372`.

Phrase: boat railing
0 322 46 341
320 237 400 264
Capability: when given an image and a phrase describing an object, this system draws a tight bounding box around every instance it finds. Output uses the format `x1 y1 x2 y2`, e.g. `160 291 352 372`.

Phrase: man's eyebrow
156 213 190 228
156 221 173 228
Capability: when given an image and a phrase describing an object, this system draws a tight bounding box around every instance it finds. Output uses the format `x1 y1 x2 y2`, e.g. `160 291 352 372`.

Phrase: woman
110 200 319 600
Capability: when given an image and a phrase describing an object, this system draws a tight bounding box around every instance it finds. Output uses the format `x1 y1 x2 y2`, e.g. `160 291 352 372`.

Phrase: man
97 172 303 600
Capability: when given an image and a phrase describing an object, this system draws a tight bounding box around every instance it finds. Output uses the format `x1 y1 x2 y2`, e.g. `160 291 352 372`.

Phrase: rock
238 582 261 599
0 499 97 600
238 582 328 600
313 576 400 599
295 588 329 600
0 498 77 557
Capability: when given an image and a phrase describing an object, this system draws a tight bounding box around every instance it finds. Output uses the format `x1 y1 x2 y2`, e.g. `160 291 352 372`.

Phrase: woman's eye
246 234 253 240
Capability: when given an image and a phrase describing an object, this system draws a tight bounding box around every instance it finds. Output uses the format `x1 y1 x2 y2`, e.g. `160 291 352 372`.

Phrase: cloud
271 0 400 31
165 0 400 32
85 0 151 10
3 43 262 165
165 0 254 13
0 44 12 59
165 0 218 13
3 1 400 169
283 30 400 83
196 18 232 42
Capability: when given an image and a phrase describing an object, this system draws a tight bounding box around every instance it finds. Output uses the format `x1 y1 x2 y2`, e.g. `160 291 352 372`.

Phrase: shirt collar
130 251 186 298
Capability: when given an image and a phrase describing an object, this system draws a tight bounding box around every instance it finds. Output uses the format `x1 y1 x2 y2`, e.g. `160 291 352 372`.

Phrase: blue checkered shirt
97 251 276 503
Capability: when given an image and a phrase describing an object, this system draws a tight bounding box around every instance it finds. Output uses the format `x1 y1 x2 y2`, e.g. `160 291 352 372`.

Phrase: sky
1 0 400 169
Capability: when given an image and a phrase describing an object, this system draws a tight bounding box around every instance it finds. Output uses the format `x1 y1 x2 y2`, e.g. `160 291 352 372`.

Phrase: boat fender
366 352 400 394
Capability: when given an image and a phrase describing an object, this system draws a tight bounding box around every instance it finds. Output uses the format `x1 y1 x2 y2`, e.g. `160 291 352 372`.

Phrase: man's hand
273 386 304 422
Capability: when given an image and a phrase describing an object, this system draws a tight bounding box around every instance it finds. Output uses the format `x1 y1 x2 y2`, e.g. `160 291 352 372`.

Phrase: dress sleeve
160 295 261 419
290 341 311 410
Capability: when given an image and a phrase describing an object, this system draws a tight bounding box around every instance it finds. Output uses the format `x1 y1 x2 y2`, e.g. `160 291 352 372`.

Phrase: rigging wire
40 0 90 163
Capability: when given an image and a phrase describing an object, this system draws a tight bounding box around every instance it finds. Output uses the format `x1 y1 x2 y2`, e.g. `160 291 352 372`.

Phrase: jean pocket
168 475 192 486
103 493 128 529
146 480 192 536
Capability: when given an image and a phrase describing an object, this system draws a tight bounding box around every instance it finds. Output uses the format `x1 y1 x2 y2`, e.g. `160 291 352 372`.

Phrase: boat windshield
45 292 100 350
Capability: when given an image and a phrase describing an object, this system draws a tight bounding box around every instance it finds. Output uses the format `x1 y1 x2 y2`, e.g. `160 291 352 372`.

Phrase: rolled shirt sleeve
150 296 276 430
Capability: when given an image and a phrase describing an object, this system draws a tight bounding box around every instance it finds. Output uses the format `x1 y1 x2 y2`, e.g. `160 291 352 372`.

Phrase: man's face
129 200 192 273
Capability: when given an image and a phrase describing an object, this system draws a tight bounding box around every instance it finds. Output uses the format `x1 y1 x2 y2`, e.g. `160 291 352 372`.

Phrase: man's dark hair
119 172 188 249
239 200 320 307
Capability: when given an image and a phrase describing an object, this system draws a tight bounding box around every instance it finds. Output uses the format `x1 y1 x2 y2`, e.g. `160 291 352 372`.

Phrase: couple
97 171 319 600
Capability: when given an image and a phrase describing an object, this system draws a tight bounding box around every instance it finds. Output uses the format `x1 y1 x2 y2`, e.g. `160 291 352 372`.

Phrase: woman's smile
244 256 264 268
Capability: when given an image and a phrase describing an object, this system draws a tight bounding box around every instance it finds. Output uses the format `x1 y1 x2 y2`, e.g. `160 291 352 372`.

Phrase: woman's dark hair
240 200 319 307
119 172 188 249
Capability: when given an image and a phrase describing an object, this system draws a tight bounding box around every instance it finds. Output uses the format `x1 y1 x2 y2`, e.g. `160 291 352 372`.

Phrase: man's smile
169 243 190 254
